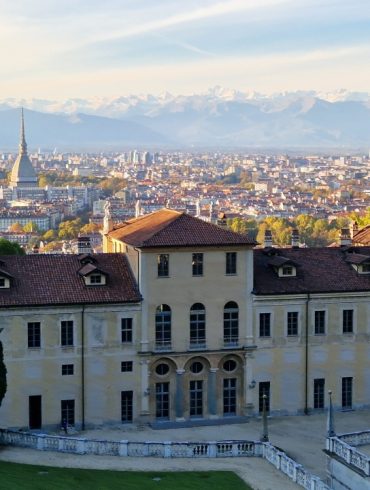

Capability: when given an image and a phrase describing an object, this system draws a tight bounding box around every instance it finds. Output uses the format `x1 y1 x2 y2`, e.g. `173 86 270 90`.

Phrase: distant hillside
0 109 169 150
1 89 370 149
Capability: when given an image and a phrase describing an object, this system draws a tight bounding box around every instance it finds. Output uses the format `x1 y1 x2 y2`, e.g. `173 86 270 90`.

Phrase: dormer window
281 265 295 277
0 276 10 288
78 262 107 286
90 274 102 284
359 263 370 274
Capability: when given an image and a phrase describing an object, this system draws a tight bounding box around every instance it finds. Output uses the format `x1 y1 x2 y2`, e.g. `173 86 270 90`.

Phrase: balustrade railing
0 428 330 489
327 434 370 476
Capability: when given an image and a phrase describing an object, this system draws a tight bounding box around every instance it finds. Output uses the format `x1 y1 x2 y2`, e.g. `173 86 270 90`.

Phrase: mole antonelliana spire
10 108 38 188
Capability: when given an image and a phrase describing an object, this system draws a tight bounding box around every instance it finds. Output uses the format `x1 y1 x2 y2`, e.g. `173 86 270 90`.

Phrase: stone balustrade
327 434 370 476
0 428 329 489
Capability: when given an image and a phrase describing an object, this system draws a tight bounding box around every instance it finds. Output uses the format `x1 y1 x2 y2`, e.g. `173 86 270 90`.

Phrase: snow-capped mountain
1 88 370 149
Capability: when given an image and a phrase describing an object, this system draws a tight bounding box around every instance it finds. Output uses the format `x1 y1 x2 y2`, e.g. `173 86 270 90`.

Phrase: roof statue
103 200 113 234
10 108 38 188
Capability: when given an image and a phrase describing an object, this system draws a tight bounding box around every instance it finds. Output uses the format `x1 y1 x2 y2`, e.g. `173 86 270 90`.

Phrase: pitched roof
353 225 370 245
108 209 256 248
254 246 370 295
0 254 141 308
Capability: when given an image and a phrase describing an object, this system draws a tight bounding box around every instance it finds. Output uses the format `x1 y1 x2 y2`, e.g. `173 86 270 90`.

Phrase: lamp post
327 390 335 437
260 394 269 442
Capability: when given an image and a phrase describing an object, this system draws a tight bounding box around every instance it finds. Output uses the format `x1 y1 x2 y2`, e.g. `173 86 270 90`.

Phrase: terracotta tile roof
254 246 370 295
353 225 370 245
108 208 256 247
0 254 141 308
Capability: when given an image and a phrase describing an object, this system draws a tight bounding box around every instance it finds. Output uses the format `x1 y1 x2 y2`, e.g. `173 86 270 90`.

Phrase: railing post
163 441 171 458
208 442 217 458
36 434 45 450
76 438 86 454
119 440 129 456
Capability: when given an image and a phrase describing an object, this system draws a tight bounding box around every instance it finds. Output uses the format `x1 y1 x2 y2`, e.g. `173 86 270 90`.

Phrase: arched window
190 303 206 348
223 301 239 347
155 304 171 350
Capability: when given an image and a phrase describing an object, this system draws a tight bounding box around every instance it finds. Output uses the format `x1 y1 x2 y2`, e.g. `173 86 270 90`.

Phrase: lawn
0 461 252 490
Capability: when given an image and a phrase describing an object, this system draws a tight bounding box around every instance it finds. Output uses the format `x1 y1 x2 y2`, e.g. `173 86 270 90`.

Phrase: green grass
0 460 252 490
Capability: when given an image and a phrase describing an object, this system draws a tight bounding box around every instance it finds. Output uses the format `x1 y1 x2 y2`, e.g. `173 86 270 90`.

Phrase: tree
0 239 25 255
0 341 7 408
9 222 24 233
58 218 82 240
42 229 57 241
80 222 101 234
23 221 39 233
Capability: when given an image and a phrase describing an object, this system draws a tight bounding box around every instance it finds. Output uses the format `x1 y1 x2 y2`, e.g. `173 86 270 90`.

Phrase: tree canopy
0 239 25 255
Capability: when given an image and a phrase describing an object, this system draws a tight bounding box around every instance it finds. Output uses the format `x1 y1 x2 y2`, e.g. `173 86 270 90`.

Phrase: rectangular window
61 399 75 426
121 391 133 422
61 320 74 347
259 313 271 337
226 252 237 275
287 312 298 336
121 318 133 343
223 378 237 416
28 322 41 348
314 378 325 409
259 382 270 413
62 364 74 376
157 254 169 277
90 274 102 284
0 278 5 287
121 361 133 372
156 382 170 420
314 311 326 335
192 253 203 276
189 380 203 417
342 377 353 409
343 309 353 334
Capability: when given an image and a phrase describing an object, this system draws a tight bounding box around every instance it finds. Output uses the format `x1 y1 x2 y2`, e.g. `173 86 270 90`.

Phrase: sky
0 0 369 99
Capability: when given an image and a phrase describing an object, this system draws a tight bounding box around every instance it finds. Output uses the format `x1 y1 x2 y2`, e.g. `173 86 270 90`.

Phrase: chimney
217 212 227 228
77 236 92 254
264 229 273 248
350 221 358 239
291 229 299 248
340 228 352 247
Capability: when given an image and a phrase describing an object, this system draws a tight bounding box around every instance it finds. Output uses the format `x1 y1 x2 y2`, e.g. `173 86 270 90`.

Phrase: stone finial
103 201 113 234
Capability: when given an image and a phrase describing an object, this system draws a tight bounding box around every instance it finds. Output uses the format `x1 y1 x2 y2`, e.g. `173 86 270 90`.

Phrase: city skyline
0 0 369 99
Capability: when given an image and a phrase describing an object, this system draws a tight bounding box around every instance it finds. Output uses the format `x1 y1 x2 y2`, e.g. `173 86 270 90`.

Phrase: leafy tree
80 222 101 234
0 341 6 408
58 218 82 240
9 222 24 233
42 229 57 241
0 239 25 255
23 221 39 233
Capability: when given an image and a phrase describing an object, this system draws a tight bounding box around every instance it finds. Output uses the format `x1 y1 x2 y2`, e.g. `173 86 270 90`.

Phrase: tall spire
19 108 27 155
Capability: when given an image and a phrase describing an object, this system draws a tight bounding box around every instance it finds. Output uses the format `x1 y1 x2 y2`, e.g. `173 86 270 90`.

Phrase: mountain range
1 88 370 150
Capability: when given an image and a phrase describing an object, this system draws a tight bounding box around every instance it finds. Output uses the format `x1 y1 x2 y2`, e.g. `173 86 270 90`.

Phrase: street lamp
260 394 269 442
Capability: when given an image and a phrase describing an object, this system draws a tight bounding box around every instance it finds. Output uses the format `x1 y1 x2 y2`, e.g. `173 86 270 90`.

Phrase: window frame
62 364 74 376
28 322 41 348
223 301 239 346
155 304 171 350
342 309 354 334
259 313 271 338
287 311 298 337
342 377 353 409
61 399 75 426
61 320 74 347
121 318 133 343
157 254 169 278
190 303 206 348
314 310 326 335
226 252 237 275
313 378 325 409
121 361 133 372
192 253 204 277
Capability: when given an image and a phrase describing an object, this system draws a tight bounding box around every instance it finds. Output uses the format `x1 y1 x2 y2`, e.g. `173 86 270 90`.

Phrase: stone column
175 369 185 420
140 359 150 418
244 352 255 416
245 249 255 346
208 368 218 417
